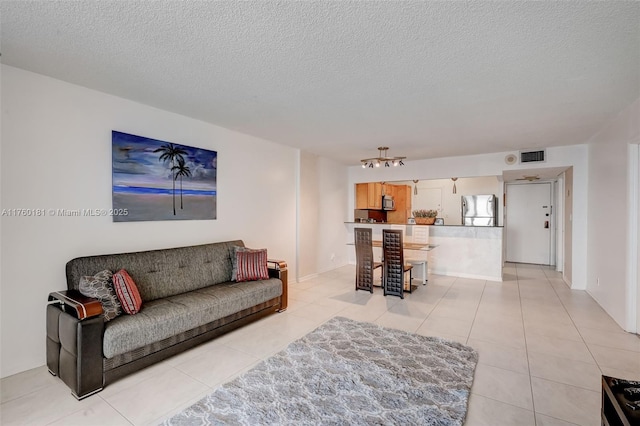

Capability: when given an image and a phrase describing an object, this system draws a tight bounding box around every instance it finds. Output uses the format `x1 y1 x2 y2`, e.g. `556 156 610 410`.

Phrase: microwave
382 195 395 210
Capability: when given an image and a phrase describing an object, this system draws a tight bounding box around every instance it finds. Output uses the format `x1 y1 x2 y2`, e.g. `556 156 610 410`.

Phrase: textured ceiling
1 1 638 165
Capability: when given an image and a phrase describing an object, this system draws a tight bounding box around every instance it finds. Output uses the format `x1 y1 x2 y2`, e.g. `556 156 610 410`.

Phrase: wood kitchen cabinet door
387 184 412 223
385 183 396 199
355 183 382 209
403 185 412 221
355 183 368 209
368 183 382 209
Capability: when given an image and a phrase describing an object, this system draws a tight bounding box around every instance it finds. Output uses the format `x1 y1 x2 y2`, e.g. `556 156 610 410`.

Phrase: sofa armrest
48 290 103 320
267 259 288 311
46 302 104 399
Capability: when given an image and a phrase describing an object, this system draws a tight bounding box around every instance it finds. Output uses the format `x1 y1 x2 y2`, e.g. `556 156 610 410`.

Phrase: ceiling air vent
520 149 546 163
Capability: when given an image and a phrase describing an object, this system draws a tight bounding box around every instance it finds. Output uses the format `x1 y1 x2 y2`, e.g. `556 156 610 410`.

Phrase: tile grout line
0 380 57 406
461 278 489 420
467 392 537 417
145 388 216 426
547 267 605 377
412 276 457 334
95 394 136 426
521 264 603 422
515 263 538 423
464 268 542 417
465 279 487 345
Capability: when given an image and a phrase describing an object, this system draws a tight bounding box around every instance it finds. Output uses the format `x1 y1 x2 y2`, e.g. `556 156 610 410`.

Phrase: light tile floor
2 263 639 425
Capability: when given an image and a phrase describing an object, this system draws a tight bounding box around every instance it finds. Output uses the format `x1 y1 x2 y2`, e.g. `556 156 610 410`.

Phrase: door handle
544 220 549 229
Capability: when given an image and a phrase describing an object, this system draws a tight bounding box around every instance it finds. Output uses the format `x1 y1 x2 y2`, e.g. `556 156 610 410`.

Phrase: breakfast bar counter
345 223 504 282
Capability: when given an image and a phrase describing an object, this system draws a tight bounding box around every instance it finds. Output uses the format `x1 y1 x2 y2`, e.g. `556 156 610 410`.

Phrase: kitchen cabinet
387 185 412 224
355 183 412 222
355 183 382 210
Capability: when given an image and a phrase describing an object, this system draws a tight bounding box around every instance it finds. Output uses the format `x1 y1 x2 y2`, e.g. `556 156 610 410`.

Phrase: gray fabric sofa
46 240 288 399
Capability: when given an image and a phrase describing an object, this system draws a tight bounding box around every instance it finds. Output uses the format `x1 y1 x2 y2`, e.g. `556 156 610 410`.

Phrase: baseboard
429 268 503 282
298 263 350 282
317 262 349 274
297 273 319 282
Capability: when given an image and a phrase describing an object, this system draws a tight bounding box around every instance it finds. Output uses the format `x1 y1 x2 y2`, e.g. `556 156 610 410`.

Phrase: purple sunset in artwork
112 131 217 222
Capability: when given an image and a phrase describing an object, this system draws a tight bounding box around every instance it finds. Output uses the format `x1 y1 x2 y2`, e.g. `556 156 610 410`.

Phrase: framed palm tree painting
112 131 217 222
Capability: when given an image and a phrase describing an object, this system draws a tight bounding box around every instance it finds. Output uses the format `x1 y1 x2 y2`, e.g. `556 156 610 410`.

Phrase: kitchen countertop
344 222 503 227
345 223 504 281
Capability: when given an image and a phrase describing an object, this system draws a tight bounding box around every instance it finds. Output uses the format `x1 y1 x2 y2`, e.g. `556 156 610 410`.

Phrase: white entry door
506 183 552 265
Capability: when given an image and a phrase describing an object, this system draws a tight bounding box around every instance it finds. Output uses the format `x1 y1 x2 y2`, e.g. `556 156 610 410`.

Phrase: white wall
586 98 640 331
348 144 589 291
297 151 319 279
563 168 574 284
0 65 298 377
315 156 350 272
297 152 349 280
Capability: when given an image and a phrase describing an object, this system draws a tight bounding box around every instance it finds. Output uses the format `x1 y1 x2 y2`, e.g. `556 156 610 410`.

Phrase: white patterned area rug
162 316 478 426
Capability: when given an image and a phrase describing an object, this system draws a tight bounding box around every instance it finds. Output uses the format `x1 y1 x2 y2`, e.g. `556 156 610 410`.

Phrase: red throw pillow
112 269 143 314
235 249 269 282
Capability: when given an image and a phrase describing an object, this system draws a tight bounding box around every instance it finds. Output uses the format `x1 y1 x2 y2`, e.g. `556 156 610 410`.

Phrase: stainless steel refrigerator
461 195 498 226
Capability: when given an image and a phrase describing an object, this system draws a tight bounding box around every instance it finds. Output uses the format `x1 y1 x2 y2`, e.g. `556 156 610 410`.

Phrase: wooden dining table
347 240 436 286
370 240 437 251
372 240 436 286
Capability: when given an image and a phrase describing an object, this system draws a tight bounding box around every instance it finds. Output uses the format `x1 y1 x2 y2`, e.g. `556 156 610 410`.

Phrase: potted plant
412 209 438 225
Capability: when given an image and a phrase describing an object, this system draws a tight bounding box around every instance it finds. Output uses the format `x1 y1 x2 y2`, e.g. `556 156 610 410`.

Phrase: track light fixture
360 147 406 169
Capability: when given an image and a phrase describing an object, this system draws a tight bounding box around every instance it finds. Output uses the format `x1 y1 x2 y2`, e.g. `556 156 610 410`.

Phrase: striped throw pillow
231 246 248 281
112 269 143 314
235 248 269 282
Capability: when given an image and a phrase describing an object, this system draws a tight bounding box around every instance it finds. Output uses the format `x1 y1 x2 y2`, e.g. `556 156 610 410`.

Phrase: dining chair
406 226 429 285
354 227 382 293
382 229 413 298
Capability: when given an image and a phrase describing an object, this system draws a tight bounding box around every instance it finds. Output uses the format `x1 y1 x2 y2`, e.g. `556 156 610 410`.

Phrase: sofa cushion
113 269 142 315
235 248 269 282
78 270 122 321
102 278 282 358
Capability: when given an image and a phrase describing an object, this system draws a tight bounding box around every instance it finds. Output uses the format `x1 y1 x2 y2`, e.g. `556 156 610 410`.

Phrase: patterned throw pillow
78 269 122 321
231 246 248 281
235 248 269 282
112 269 143 315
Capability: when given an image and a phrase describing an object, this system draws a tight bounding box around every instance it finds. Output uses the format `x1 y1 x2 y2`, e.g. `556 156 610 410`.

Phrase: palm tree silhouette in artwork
154 143 187 215
171 158 192 210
